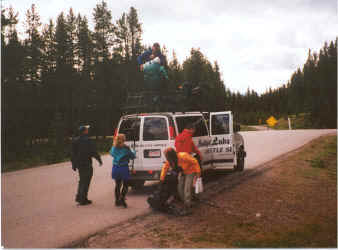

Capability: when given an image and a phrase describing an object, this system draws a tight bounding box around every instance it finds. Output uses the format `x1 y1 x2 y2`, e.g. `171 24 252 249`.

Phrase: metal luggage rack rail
121 91 189 114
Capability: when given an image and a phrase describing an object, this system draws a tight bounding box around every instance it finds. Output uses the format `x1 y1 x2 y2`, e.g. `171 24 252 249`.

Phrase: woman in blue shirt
109 134 136 208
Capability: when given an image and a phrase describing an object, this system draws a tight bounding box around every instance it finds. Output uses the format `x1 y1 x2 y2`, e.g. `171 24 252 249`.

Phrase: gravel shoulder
74 134 337 248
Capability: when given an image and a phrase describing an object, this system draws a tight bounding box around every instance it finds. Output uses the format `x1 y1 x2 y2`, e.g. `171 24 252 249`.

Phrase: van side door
209 111 235 168
174 114 212 170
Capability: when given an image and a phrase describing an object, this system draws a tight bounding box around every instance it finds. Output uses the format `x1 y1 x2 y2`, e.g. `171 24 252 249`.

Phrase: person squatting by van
160 147 201 215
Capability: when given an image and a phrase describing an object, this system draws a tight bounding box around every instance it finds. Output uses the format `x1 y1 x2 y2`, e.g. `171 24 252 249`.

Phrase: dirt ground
75 134 337 248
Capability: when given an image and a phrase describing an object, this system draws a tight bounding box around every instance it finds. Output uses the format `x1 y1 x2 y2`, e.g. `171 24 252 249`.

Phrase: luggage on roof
121 82 206 114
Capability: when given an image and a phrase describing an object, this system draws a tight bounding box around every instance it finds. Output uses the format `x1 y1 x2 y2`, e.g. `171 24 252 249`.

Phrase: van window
211 114 230 135
118 118 141 141
175 116 208 137
143 117 168 141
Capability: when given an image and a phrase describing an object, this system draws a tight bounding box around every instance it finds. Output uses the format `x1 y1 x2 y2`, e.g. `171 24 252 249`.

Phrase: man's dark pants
76 165 93 202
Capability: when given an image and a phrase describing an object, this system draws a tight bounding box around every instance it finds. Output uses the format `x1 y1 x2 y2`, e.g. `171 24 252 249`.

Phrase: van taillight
169 126 176 139
114 128 117 137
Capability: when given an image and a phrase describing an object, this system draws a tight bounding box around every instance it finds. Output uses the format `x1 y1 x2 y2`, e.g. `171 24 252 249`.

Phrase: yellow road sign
266 116 277 127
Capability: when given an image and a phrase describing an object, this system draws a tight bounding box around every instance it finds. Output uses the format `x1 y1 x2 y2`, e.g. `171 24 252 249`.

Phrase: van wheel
129 180 145 189
236 156 245 171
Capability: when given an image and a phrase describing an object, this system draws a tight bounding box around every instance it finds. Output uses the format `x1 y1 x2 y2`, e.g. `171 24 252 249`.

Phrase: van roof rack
121 89 207 115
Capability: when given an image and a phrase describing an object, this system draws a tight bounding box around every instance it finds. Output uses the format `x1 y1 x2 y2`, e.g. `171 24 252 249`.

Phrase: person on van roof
137 43 168 93
160 148 201 215
109 134 136 208
137 43 165 70
175 123 203 164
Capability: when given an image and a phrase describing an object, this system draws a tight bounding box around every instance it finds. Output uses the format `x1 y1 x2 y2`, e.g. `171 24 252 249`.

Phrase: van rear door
141 115 172 172
209 111 235 168
117 117 141 169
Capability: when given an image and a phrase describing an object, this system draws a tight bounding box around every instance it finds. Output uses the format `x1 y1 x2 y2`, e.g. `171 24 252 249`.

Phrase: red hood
182 129 193 137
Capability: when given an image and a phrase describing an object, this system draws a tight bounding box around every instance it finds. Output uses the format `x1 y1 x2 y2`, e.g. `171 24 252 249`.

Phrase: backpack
147 166 182 212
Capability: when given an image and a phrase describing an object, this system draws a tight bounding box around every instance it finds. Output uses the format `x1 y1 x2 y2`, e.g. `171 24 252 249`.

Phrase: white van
115 111 246 188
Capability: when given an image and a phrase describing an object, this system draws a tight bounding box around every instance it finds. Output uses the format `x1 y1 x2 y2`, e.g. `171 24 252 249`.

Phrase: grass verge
79 134 337 248
196 134 337 248
273 113 313 130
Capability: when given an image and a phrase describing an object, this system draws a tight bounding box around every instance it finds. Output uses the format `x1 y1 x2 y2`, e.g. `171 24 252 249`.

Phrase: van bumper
128 170 161 181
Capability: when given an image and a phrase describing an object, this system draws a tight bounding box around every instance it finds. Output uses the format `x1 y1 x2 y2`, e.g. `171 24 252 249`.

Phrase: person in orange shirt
160 147 201 214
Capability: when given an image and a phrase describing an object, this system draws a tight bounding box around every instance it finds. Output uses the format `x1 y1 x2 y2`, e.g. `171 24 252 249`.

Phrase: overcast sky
2 0 337 94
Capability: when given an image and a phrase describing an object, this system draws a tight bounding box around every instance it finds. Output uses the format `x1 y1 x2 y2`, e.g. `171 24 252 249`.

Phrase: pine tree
2 6 27 158
2 7 24 83
41 19 57 80
113 7 143 91
168 51 183 90
55 12 69 69
183 48 207 84
66 8 77 70
93 0 113 63
127 7 143 62
23 4 43 84
77 14 93 78
113 7 142 63
213 61 226 111
54 11 78 135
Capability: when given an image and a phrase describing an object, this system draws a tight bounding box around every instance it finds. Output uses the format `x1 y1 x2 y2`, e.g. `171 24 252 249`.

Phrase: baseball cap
79 125 90 132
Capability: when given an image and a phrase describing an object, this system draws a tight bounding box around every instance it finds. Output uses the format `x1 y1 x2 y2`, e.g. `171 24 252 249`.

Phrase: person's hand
140 64 144 71
198 153 203 162
193 176 197 186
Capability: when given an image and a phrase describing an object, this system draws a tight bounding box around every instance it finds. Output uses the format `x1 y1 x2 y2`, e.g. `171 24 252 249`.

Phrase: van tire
236 156 245 171
235 147 245 172
128 180 145 189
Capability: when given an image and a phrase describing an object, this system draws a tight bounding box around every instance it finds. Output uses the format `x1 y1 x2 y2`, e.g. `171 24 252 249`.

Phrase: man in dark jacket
71 125 102 206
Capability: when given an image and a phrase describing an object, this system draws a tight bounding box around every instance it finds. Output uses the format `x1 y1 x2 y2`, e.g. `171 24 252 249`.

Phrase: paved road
1 129 335 248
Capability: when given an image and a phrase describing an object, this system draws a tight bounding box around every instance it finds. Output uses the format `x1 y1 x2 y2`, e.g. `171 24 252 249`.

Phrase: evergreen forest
1 3 337 168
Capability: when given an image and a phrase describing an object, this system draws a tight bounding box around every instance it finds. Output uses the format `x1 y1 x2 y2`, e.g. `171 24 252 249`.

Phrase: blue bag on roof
143 57 168 90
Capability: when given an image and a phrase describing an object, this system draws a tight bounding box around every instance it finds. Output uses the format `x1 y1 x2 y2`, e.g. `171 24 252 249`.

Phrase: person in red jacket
175 123 203 165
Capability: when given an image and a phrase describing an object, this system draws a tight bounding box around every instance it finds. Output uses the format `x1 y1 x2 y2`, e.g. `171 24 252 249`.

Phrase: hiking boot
121 199 128 208
179 206 192 216
115 199 122 206
78 200 92 206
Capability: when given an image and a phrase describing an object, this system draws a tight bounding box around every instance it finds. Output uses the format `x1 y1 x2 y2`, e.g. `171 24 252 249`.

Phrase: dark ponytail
164 147 178 167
